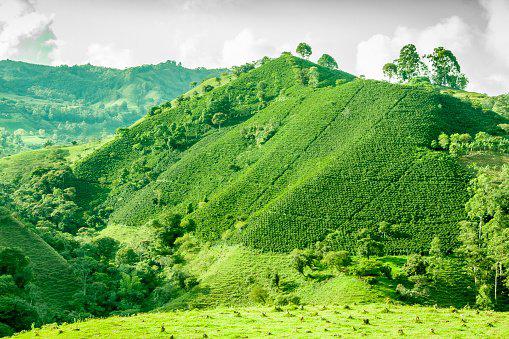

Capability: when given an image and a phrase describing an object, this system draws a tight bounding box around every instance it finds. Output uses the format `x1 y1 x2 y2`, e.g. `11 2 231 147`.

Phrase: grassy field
14 304 509 338
0 139 109 184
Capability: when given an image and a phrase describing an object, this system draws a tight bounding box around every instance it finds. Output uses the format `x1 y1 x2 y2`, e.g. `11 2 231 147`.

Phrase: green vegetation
383 44 468 89
2 42 509 337
73 52 505 255
0 60 223 157
0 209 77 322
317 53 338 70
296 42 312 59
13 304 509 338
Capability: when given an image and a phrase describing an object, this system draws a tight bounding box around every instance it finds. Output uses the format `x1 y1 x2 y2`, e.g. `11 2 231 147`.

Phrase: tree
397 44 427 81
0 248 32 288
426 47 468 89
296 42 312 59
382 44 427 82
356 228 384 259
317 54 338 69
0 248 38 333
458 165 509 309
382 63 398 81
212 112 227 130
402 254 428 277
438 133 450 149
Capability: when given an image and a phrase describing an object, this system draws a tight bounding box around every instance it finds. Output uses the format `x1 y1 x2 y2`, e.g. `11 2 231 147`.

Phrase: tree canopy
296 42 312 59
317 54 338 69
426 47 468 89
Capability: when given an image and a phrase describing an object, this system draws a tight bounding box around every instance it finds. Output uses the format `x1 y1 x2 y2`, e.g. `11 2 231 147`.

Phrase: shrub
351 258 391 278
275 294 300 306
321 251 352 271
249 285 269 304
402 254 428 277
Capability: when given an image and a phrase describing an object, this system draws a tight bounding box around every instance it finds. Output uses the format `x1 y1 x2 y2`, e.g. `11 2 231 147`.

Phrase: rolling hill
73 53 507 254
0 60 224 157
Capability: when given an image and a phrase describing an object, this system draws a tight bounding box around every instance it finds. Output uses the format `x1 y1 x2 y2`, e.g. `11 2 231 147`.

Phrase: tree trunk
494 263 498 301
478 216 483 241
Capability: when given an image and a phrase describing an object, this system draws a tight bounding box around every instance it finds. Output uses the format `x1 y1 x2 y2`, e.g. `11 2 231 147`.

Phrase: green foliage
71 54 504 255
317 54 338 70
382 62 398 81
296 42 312 59
429 236 443 257
0 210 77 320
0 60 223 157
426 47 468 90
383 44 427 82
402 254 428 277
249 285 269 304
351 258 392 279
433 132 509 156
0 247 38 333
321 251 352 271
458 165 509 310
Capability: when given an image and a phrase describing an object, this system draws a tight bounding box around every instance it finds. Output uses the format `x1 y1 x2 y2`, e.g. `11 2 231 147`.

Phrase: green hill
73 53 507 254
0 208 77 315
0 60 223 157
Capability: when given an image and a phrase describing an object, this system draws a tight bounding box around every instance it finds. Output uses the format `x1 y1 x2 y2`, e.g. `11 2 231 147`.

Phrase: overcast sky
1 0 509 95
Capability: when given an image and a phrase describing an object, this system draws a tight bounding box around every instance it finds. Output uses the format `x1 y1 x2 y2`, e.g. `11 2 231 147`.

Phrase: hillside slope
74 54 507 254
0 60 223 156
0 208 77 313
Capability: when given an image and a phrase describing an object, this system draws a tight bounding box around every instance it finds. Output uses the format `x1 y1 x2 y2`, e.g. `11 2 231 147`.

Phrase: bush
321 251 352 271
249 285 269 304
275 294 300 306
402 254 428 277
351 258 391 279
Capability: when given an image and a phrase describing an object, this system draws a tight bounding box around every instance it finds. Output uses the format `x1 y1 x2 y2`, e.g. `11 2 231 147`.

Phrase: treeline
432 132 509 156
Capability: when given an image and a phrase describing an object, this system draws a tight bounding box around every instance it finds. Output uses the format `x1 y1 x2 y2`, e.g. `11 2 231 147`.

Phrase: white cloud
0 0 62 64
221 29 279 67
481 0 509 68
85 43 134 69
355 16 472 80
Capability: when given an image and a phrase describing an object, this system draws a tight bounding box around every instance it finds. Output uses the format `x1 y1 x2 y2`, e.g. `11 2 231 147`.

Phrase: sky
1 0 509 95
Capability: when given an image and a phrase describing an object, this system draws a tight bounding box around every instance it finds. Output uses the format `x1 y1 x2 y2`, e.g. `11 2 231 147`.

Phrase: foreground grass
14 304 509 338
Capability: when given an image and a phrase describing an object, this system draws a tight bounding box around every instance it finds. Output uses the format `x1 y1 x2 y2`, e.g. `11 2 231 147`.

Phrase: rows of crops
73 55 506 254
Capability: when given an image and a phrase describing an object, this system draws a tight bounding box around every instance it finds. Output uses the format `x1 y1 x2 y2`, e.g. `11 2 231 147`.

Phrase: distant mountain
0 60 224 157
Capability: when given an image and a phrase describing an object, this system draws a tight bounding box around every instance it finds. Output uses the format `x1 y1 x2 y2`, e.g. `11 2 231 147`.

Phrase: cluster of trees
0 158 204 331
383 44 468 89
432 132 509 156
457 165 509 309
0 246 37 336
295 42 339 70
240 122 280 147
0 128 27 157
290 226 393 284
